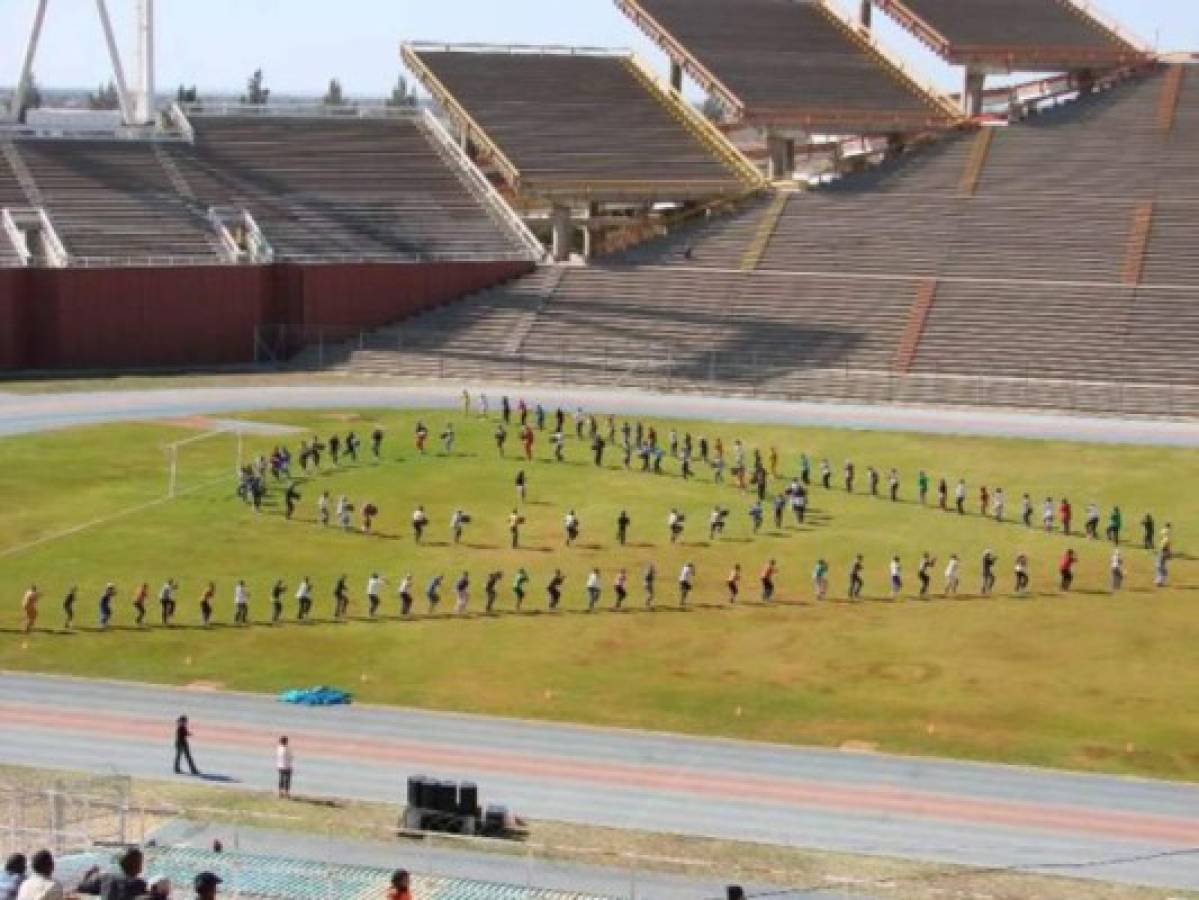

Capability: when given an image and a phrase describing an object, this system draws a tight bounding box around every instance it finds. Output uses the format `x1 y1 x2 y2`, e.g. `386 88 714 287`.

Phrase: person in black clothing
484 571 503 613
328 434 341 465
592 435 605 467
270 579 286 624
284 483 301 520
371 427 384 461
616 510 631 546
502 396 511 424
333 576 350 619
1142 513 1155 550
174 716 200 775
345 431 360 462
75 847 146 899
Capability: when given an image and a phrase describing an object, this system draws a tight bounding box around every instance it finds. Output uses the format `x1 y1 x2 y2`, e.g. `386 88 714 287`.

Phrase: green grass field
1 406 1197 780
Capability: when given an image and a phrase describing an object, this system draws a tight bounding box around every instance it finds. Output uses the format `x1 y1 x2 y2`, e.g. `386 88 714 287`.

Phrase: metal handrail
181 102 423 120
403 41 628 58
36 207 69 268
167 101 195 142
0 208 31 266
418 109 545 262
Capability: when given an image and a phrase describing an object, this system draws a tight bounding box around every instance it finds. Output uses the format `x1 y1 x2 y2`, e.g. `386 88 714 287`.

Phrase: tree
323 78 345 107
16 72 43 123
700 95 726 123
386 74 419 109
175 85 198 103
87 80 121 111
241 69 270 105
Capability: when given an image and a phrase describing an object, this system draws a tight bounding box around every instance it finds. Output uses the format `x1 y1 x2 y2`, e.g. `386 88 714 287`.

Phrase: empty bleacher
171 114 534 261
404 47 749 197
622 0 959 130
9 140 221 264
880 0 1145 68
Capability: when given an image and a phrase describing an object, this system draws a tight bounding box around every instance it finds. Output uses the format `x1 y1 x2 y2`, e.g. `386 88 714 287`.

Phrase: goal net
163 427 245 499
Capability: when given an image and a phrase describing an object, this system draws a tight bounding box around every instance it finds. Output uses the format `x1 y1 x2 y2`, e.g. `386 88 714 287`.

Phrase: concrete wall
0 260 532 371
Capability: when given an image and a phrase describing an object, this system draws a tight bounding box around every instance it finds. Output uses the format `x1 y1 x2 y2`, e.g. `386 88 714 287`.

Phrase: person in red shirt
1059 498 1072 535
132 582 149 627
1059 549 1077 591
979 485 990 517
726 564 741 604
760 559 777 602
520 424 535 461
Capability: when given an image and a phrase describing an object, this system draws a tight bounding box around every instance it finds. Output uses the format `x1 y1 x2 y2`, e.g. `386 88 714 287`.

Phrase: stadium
1 1 1198 898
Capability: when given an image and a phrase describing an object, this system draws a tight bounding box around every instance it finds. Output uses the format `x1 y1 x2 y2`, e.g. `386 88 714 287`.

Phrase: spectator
386 870 411 900
75 846 146 899
15 850 60 900
193 871 222 900
277 735 294 799
147 876 171 899
1 854 26 900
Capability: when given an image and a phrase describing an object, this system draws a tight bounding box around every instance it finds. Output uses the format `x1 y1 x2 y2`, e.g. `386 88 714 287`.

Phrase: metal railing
180 101 422 119
418 109 546 262
1 207 31 265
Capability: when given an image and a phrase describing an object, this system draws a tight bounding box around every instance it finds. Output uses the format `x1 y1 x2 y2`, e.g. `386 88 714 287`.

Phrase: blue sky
0 0 1194 97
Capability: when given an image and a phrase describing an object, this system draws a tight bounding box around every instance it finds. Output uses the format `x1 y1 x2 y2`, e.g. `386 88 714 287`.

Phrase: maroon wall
0 260 532 371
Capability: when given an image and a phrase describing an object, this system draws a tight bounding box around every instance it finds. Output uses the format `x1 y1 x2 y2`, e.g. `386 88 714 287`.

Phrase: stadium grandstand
2 0 1198 419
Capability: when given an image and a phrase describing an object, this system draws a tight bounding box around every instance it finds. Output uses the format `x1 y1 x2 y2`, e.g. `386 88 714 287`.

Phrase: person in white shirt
943 555 960 597
585 569 601 611
276 736 294 800
317 491 329 526
668 509 685 544
295 577 312 621
1042 498 1055 532
366 573 385 618
889 556 902 600
450 509 469 545
397 574 414 616
954 479 966 514
16 850 63 900
678 563 695 607
564 510 580 546
1110 549 1124 592
992 488 1005 522
233 580 249 625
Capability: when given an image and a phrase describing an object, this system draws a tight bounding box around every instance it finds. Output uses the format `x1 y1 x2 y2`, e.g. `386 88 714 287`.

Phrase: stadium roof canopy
874 0 1154 72
401 43 763 203
615 0 963 133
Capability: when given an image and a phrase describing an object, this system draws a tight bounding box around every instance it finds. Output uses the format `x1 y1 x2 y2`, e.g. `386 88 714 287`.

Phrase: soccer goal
163 427 245 499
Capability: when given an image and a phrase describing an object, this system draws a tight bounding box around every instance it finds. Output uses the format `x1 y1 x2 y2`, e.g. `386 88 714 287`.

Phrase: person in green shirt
1106 506 1123 544
512 568 529 611
812 559 829 601
917 470 930 505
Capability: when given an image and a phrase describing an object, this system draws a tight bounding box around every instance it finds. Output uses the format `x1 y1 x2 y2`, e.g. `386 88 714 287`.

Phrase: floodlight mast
8 0 156 126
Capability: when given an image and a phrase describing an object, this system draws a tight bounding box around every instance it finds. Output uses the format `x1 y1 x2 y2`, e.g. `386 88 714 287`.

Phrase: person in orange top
22 584 39 633
132 582 149 627
520 424 535 461
726 564 741 604
760 559 777 602
387 869 412 900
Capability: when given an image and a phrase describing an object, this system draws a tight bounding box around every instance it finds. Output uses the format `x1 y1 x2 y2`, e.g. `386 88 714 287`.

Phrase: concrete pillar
550 204 572 263
670 60 683 93
859 0 872 29
766 134 795 181
963 69 986 117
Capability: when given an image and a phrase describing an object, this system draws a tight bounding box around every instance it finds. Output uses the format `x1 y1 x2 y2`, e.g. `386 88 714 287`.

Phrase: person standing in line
270 579 286 624
668 508 685 544
132 582 148 627
508 509 523 549
450 508 470 545
62 585 78 631
515 470 527 505
616 510 631 546
367 572 386 618
425 574 443 614
867 466 879 497
1042 497 1055 532
643 563 656 608
412 505 428 544
1142 512 1155 550
726 564 741 604
613 569 629 610
317 491 330 527
917 470 929 505
937 478 948 511
585 569 602 612
397 573 414 616
284 482 301 520
888 468 899 502
917 552 935 599
820 458 831 490
511 567 529 611
337 495 353 532
943 555 960 598
1013 553 1030 594
848 555 865 600
1155 545 1170 587
371 427 384 461
888 556 902 600
954 479 966 515
485 570 503 613
97 583 116 629
158 579 177 626
812 558 829 601
1021 493 1033 528
521 424 535 461
1059 498 1073 536
992 488 1005 523
333 576 350 619
760 559 777 602
800 453 811 486
414 421 428 454
980 550 997 596
1106 506 1123 544
461 388 471 416
22 584 39 634
1085 502 1101 539
678 562 695 607
1059 549 1077 591
501 396 511 424
1109 549 1124 592
750 499 765 534
173 715 200 776
545 569 564 611
772 493 786 530
440 423 455 455
295 577 313 621
454 571 471 615
233 580 250 625
844 460 855 493
564 509 581 546
979 485 990 518
276 736 293 800
188 580 216 627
